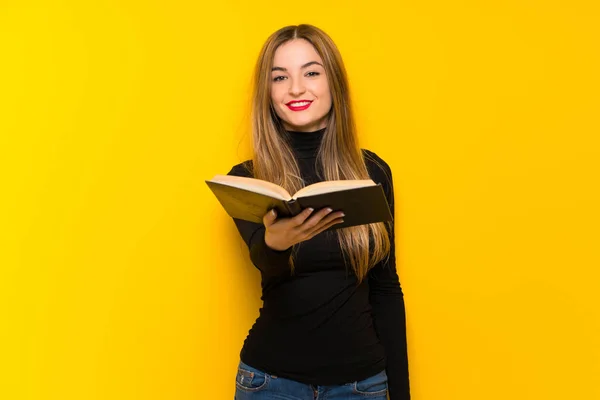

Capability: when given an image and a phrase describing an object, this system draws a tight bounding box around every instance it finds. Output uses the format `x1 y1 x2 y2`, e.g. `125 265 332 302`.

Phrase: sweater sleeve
366 153 411 400
226 162 293 279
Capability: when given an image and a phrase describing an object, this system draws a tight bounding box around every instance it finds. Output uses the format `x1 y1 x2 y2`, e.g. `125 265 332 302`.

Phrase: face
270 39 332 132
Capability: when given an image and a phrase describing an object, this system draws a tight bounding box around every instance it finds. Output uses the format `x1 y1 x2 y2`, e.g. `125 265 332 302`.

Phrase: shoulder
227 159 254 178
361 148 393 184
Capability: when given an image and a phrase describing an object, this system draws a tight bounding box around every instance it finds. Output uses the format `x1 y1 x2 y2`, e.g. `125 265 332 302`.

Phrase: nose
288 78 306 96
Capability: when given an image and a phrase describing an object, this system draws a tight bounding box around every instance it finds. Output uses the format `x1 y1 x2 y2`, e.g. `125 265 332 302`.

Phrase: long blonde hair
249 24 391 284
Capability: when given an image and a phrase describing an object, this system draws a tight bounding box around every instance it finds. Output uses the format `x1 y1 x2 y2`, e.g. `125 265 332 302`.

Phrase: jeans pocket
235 361 270 392
352 369 388 397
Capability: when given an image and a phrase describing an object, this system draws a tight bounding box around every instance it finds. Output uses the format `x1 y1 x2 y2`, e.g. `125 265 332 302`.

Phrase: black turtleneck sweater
227 128 410 399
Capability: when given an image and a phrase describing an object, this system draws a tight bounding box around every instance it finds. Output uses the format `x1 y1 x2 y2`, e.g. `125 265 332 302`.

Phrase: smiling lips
286 100 313 111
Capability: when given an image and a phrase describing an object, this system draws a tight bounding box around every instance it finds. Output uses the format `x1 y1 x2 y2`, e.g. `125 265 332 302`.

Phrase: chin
286 117 326 130
287 123 319 131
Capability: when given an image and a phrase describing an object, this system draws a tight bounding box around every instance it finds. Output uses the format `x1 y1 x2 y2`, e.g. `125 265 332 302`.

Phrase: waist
240 334 386 385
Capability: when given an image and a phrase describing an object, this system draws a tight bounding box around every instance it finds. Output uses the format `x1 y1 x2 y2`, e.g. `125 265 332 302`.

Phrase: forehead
272 39 323 67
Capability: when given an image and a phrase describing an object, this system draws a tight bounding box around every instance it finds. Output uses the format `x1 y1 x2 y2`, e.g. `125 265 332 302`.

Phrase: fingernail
308 208 314 212
326 208 333 213
340 212 345 217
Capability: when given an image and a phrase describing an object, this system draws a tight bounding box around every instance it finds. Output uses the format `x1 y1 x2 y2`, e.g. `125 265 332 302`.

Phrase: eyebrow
271 61 323 72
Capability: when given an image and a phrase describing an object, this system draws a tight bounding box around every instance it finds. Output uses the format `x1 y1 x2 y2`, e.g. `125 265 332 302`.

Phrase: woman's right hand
262 207 345 251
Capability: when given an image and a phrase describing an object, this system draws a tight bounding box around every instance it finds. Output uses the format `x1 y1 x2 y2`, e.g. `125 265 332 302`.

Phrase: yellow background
1 1 599 399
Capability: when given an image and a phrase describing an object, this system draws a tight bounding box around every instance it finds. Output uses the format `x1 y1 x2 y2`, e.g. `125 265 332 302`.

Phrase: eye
306 71 320 77
273 76 286 82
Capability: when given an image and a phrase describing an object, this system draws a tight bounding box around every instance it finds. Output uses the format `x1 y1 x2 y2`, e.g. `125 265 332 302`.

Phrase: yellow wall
1 1 598 399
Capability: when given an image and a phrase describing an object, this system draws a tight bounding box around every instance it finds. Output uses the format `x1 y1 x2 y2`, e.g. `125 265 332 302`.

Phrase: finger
307 217 344 239
302 210 343 234
312 210 344 227
306 217 344 239
300 207 334 230
290 207 315 227
262 208 278 227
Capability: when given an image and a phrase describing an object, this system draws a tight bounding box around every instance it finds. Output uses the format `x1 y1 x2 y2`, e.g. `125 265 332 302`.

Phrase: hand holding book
263 206 345 251
205 174 392 232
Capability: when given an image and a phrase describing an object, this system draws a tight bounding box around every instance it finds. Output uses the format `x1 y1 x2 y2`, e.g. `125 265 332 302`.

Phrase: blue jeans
234 360 388 399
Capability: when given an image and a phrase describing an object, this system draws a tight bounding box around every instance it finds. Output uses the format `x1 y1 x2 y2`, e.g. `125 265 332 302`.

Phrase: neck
287 128 326 158
286 127 326 159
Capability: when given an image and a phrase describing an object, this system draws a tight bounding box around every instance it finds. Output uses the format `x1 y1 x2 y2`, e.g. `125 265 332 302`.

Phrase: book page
293 179 376 199
209 175 292 201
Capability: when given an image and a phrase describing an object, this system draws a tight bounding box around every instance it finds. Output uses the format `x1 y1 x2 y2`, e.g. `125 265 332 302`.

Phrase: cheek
315 82 331 100
318 89 332 107
271 86 284 104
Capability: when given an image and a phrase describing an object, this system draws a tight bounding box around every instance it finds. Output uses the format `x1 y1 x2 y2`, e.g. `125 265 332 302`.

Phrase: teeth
290 101 310 106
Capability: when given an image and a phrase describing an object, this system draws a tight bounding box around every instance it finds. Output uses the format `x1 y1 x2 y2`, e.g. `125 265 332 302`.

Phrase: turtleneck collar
286 127 326 159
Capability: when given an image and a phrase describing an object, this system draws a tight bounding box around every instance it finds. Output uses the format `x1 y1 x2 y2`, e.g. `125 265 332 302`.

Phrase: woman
227 24 410 400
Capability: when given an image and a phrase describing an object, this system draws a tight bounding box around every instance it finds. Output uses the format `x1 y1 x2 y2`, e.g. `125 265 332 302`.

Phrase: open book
206 174 392 230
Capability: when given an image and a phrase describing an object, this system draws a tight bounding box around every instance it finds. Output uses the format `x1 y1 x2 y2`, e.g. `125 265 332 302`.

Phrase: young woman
227 24 410 400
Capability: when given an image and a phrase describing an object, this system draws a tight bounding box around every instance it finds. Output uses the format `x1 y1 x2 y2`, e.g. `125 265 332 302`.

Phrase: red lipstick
286 100 313 111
